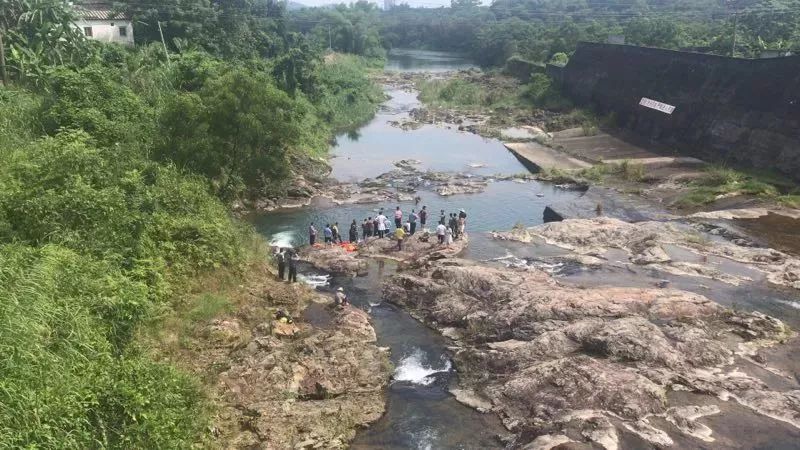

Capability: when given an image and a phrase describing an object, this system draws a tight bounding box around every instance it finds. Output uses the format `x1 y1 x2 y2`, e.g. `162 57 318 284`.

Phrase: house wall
75 19 134 46
560 42 800 179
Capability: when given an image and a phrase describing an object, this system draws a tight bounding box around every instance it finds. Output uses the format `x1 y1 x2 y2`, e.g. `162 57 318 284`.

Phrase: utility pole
731 12 738 57
157 21 171 64
0 29 8 87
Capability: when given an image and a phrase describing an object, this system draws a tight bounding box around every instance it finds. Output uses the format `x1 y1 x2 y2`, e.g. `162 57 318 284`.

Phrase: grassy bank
0 43 383 448
674 166 800 209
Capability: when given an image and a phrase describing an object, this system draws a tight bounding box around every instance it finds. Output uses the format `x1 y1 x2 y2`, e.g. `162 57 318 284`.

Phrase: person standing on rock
309 223 317 246
394 206 403 229
332 222 341 243
349 220 358 243
366 217 374 239
440 209 446 225
287 251 298 283
459 209 467 235
409 209 418 235
395 225 406 251
335 287 349 307
324 224 333 245
445 226 454 247
436 222 446 245
275 248 286 280
376 212 387 238
420 206 428 229
449 214 459 240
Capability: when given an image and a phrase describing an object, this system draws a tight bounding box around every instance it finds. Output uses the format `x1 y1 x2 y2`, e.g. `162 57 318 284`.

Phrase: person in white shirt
376 213 387 238
436 223 446 245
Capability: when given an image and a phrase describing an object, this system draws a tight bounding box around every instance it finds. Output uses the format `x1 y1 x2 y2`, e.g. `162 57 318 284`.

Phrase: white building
73 2 134 46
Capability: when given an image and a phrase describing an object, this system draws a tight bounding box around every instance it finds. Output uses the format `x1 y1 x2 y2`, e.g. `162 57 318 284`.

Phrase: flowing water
252 49 800 448
253 49 568 448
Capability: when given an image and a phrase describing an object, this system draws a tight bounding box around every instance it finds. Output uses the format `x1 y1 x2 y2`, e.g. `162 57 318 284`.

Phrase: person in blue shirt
324 224 333 245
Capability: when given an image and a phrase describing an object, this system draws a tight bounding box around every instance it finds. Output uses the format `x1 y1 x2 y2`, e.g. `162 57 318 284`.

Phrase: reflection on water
329 87 524 182
385 48 477 73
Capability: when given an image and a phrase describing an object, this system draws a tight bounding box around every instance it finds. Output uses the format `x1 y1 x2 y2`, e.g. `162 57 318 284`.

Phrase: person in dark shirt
449 214 459 240
349 220 358 242
287 251 298 283
419 206 428 228
275 248 285 280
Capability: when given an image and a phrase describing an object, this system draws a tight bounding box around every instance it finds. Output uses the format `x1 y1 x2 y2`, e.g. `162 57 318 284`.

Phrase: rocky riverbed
179 270 391 448
493 217 800 290
383 257 800 448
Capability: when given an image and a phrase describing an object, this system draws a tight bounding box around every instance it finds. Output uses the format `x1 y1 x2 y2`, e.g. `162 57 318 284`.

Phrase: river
252 49 800 448
253 49 581 448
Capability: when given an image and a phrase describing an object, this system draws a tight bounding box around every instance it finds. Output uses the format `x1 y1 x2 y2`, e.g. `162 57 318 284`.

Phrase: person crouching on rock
275 248 286 280
436 222 446 245
395 226 406 251
287 251 298 283
335 287 349 307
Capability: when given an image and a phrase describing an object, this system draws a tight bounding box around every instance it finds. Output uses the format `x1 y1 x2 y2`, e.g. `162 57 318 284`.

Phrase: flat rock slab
544 186 678 223
504 142 592 172
552 129 661 163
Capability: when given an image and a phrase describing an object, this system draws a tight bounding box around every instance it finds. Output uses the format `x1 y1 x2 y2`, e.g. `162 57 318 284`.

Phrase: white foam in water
393 349 452 386
269 230 296 248
299 274 330 288
777 299 800 310
413 428 437 450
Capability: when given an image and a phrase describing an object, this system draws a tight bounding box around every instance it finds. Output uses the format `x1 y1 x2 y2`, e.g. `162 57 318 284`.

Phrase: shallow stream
253 49 800 448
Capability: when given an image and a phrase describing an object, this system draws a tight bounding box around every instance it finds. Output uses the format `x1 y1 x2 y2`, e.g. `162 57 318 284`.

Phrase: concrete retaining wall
561 42 800 179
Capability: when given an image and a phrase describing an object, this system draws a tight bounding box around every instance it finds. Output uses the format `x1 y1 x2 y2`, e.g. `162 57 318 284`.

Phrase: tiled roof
74 2 131 20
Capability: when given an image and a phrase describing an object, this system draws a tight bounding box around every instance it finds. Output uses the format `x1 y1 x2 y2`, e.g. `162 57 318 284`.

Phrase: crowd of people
307 205 468 251
274 204 468 285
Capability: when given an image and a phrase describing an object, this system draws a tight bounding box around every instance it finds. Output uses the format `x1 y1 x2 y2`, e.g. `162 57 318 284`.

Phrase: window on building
119 26 127 37
83 26 93 37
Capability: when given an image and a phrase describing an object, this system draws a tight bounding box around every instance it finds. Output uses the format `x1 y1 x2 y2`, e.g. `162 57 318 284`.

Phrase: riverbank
149 246 391 448
385 69 800 221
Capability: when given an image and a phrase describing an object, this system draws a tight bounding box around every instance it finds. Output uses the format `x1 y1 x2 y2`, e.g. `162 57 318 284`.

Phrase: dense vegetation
0 0 381 446
374 0 800 66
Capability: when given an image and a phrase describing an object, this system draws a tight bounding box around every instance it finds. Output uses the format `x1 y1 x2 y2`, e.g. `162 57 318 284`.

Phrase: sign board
639 97 675 114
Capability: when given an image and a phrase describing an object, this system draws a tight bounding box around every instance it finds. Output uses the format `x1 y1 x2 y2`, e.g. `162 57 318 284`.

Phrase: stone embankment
383 258 799 448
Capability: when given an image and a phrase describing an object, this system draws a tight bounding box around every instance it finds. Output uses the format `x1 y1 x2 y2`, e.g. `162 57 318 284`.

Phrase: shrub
0 244 207 447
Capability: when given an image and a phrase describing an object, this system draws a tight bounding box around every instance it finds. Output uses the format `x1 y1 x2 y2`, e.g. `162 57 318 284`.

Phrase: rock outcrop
495 217 800 290
383 260 798 447
217 299 391 448
299 246 368 276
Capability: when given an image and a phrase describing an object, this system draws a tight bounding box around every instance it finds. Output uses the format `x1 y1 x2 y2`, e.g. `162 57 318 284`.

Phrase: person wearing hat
335 287 349 307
